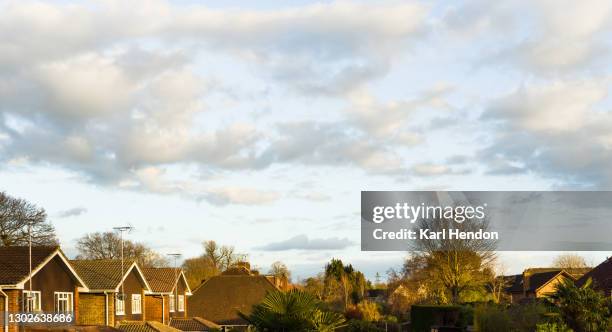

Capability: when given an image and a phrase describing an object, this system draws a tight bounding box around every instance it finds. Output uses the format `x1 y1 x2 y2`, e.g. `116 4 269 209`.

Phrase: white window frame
177 294 185 312
23 290 41 312
54 292 74 313
131 294 142 314
169 294 175 313
116 294 125 315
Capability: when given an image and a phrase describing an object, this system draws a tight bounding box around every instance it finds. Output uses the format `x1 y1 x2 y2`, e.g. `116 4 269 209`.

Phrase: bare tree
487 263 511 304
75 232 168 267
408 216 497 304
182 240 247 288
0 192 57 246
552 253 589 269
182 256 219 288
202 240 246 271
269 261 291 282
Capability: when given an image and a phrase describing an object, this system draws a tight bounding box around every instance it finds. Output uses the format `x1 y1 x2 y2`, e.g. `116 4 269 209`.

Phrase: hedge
410 305 462 332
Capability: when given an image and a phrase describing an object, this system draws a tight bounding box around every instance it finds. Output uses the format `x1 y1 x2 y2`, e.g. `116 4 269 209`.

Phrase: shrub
535 322 572 332
410 305 461 332
457 305 474 330
346 319 382 332
356 300 382 322
547 278 611 332
508 303 548 331
474 305 511 332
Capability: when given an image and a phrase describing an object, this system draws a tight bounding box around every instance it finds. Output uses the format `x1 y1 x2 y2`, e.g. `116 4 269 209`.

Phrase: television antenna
113 226 134 303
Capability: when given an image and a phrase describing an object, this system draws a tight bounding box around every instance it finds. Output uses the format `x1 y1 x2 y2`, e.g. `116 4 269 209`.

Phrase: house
71 259 152 326
187 262 278 329
577 257 611 298
0 246 88 332
505 268 584 303
366 289 386 304
142 268 192 324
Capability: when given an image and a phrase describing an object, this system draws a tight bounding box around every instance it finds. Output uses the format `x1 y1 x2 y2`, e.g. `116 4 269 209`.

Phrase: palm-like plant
240 290 346 332
547 278 611 332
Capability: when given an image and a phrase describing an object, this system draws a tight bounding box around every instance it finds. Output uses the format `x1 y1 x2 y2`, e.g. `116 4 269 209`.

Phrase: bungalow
187 262 278 329
142 267 192 324
70 259 152 326
577 257 611 298
0 246 88 332
505 268 589 303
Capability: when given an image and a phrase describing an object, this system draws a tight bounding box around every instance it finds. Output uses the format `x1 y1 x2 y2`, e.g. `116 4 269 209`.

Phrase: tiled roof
527 270 564 292
117 321 181 332
0 246 59 285
189 274 278 325
505 274 524 293
71 259 136 291
507 269 576 293
142 268 181 293
170 318 220 331
577 257 612 296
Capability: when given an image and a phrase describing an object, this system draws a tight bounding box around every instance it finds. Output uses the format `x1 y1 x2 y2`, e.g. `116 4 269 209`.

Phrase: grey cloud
199 188 280 206
443 0 612 75
258 121 406 175
257 234 354 251
0 1 432 194
56 207 87 218
480 80 612 187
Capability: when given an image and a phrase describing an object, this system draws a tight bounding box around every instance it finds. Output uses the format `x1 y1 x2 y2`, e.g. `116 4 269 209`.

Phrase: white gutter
3 290 8 332
161 294 165 325
104 291 109 326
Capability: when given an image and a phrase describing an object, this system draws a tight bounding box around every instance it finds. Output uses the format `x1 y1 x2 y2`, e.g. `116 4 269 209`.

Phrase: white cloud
482 79 612 186
201 187 281 206
56 207 88 218
257 234 354 251
411 163 452 176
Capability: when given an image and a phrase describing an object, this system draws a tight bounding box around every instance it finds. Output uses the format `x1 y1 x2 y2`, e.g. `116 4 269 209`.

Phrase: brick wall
78 293 107 326
5 290 20 332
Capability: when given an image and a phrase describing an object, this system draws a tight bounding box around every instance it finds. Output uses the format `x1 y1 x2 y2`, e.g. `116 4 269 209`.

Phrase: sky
0 0 611 281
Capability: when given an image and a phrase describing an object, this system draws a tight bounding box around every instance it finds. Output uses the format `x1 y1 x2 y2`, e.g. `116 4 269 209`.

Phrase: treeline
0 191 289 290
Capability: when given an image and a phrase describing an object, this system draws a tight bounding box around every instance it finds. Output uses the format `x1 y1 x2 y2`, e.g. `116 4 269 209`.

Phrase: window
54 292 73 312
177 295 185 312
116 294 125 315
169 294 175 312
132 294 142 314
23 291 41 312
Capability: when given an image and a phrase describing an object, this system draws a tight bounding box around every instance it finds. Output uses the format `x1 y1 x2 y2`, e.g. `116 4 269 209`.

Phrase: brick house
577 257 612 298
505 268 590 303
141 268 192 325
0 246 88 332
187 263 278 329
70 259 152 326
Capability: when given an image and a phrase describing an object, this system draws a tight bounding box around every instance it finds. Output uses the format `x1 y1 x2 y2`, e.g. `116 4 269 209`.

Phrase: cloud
200 187 281 206
0 1 434 195
258 121 406 175
0 0 428 96
480 79 612 186
56 207 87 218
411 163 452 176
444 0 612 75
257 234 354 251
290 192 332 202
170 1 428 95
